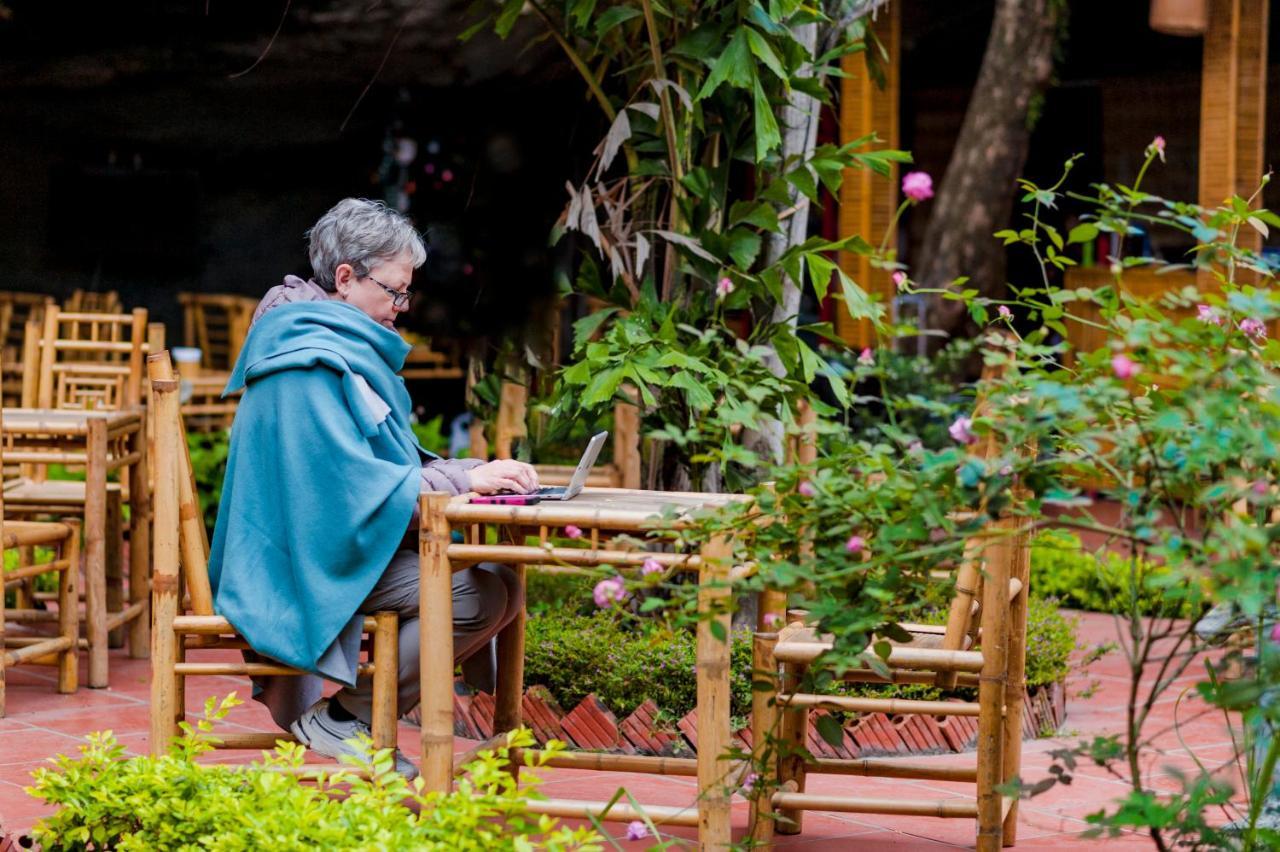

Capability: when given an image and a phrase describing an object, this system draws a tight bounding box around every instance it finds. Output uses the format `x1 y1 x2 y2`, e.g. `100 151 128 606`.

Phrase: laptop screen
565 431 609 496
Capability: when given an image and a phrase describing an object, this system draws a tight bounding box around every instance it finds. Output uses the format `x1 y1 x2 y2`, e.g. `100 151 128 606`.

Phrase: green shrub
1031 530 1194 618
525 570 599 618
1024 595 1077 688
412 414 452 458
187 429 230 536
27 695 602 851
523 612 753 721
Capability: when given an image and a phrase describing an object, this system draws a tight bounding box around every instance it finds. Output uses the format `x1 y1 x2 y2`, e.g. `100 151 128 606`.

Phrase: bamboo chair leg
1002 518 1032 846
777 660 809 835
696 535 733 851
150 376 182 755
14 545 34 610
371 611 399 752
85 419 109 688
105 490 124 649
976 523 1013 852
128 433 151 659
748 631 780 846
493 562 527 735
58 522 81 694
420 492 455 793
1 572 6 718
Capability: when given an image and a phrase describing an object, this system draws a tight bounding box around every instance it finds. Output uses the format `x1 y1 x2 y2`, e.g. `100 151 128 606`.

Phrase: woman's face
332 251 415 330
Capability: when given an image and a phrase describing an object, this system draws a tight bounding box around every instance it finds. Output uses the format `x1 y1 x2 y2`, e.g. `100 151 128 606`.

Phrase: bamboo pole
1002 514 1031 845
781 693 982 717
211 731 300 750
510 749 699 776
149 377 182 755
772 792 978 819
4 636 76 666
174 661 376 677
525 799 699 827
105 490 123 648
696 534 733 850
419 491 455 793
776 659 809 834
493 555 526 734
58 520 80 693
83 417 109 688
447 543 699 570
127 398 150 657
809 757 978 782
748 631 780 846
370 610 399 751
774 642 985 673
976 520 1013 852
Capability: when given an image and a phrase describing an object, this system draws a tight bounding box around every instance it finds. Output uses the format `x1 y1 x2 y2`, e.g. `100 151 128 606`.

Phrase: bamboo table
1 408 149 687
418 487 745 849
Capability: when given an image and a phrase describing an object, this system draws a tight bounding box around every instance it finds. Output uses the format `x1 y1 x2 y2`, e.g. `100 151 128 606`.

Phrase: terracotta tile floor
0 611 1247 848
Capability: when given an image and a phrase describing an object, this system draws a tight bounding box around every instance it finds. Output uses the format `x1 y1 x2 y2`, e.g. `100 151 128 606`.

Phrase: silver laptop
527 431 608 501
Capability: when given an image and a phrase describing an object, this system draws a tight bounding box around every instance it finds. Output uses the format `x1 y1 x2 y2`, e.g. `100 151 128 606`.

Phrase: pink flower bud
892 271 908 290
564 525 583 540
1197 304 1222 325
948 416 977 446
1271 622 1280 644
716 277 735 299
593 577 627 608
1254 480 1269 496
762 612 782 629
858 347 874 366
626 820 650 841
1149 136 1166 162
845 535 865 554
1240 318 1267 340
902 171 934 202
797 481 816 497
1111 354 1139 380
741 772 759 794
998 305 1012 319
641 557 664 576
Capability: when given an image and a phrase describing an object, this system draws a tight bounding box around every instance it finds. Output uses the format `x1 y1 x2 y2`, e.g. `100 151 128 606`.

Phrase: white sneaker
290 698 419 780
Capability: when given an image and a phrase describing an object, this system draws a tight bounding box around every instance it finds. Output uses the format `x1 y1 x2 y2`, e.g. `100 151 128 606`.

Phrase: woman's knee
478 563 525 617
453 565 508 632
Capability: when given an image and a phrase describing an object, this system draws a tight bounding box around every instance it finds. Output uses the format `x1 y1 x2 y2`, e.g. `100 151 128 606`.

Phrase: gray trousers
336 549 524 724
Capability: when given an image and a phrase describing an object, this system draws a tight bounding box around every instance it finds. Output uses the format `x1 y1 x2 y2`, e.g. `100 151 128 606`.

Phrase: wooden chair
0 293 53 408
1 405 81 717
5 306 150 686
147 351 401 764
475 380 641 489
400 334 466 381
65 289 122 315
176 293 258 371
749 393 1031 850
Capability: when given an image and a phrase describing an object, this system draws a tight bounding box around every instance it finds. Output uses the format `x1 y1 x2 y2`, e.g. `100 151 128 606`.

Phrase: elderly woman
210 198 537 776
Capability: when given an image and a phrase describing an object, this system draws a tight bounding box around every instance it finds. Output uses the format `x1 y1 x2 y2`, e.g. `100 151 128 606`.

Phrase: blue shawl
209 300 423 685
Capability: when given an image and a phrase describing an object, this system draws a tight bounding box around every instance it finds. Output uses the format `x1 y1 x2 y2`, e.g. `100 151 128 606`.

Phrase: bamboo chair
1 405 81 717
147 351 402 764
65 289 122 315
475 380 641 489
400 335 465 381
176 293 257 371
4 306 150 685
0 293 53 408
750 390 1031 851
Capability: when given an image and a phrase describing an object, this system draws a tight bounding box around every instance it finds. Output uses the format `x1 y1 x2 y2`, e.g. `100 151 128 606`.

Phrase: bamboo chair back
400 335 465 380
36 305 148 411
480 380 641 489
177 293 257 371
65 289 122 314
0 293 53 408
147 351 399 762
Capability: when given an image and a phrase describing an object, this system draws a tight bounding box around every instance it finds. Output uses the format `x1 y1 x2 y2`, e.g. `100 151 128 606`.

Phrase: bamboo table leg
420 492 455 793
105 490 123 648
493 526 526 734
84 419 109 688
696 534 733 850
127 422 150 658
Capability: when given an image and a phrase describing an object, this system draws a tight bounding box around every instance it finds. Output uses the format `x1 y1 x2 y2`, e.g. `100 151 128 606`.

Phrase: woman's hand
469 460 540 495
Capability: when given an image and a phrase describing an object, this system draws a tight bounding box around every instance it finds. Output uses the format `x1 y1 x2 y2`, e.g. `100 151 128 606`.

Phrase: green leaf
815 714 845 748
838 269 881 322
744 27 788 84
669 372 716 410
696 29 753 100
727 228 762 269
581 365 626 406
572 308 620 350
494 0 525 38
752 75 781 161
805 253 837 302
594 5 641 38
1067 223 1099 245
729 201 780 233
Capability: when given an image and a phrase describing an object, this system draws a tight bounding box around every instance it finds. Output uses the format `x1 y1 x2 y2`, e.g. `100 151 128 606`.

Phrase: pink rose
797 481 816 497
641 557 664 576
858 347 874 366
948 416 977 446
892 271 908 290
1111 354 1139 380
902 171 934 202
845 535 865 554
762 611 782 629
1197 304 1222 325
593 577 627 608
1149 136 1166 162
998 305 1012 319
564 525 583 540
716 277 735 299
1253 480 1269 496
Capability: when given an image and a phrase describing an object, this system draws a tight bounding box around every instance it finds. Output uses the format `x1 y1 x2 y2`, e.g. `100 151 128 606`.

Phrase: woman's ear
333 263 356 298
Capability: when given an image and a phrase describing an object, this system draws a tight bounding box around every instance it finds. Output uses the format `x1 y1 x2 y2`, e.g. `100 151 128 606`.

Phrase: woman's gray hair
306 198 427 290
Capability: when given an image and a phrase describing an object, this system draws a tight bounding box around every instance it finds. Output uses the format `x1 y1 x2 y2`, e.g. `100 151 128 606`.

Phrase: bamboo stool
750 390 1031 850
1 405 81 717
474 380 641 490
418 488 744 848
147 352 401 765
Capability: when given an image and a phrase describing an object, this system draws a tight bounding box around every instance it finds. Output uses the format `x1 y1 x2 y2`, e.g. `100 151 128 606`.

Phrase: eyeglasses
361 274 413 308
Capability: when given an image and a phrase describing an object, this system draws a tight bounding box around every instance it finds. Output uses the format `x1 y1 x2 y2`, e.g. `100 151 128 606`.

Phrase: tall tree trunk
920 0 1059 338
